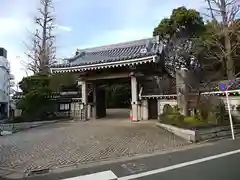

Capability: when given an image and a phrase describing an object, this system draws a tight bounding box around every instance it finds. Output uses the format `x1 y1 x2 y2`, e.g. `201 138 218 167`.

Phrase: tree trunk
220 0 235 79
176 68 189 116
225 29 235 79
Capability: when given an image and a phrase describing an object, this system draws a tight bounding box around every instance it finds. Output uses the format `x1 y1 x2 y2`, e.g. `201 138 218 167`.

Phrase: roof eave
50 55 157 73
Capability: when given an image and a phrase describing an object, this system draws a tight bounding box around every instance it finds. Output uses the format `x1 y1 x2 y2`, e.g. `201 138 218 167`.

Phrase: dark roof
52 38 162 68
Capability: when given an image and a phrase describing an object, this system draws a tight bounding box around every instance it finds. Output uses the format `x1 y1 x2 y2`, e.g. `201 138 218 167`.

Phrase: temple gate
50 37 170 121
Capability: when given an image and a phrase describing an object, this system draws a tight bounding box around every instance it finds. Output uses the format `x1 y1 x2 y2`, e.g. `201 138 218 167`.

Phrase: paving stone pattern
0 118 189 173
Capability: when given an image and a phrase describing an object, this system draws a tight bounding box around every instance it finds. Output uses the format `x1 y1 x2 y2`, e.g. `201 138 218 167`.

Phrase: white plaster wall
157 99 178 116
70 102 81 117
141 99 148 120
156 97 240 112
219 96 240 110
156 96 240 119
219 96 240 120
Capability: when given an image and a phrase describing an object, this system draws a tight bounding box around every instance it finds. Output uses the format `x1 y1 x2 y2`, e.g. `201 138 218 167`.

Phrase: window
60 103 70 111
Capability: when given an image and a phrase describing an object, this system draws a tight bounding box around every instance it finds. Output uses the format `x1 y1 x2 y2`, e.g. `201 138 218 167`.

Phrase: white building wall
157 99 177 117
154 96 240 120
0 51 10 119
0 56 10 103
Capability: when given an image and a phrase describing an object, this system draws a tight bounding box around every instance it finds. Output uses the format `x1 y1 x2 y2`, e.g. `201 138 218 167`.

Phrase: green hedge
159 103 230 130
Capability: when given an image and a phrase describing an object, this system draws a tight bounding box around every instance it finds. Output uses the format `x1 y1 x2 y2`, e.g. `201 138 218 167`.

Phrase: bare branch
23 0 56 74
204 0 240 78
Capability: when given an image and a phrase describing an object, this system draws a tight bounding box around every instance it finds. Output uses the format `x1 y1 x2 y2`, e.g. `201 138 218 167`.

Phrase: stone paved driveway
0 113 189 174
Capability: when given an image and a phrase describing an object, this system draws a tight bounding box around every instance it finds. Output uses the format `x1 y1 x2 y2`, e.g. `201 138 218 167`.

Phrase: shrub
163 104 173 114
17 74 55 122
184 116 201 124
166 114 176 120
213 101 227 124
198 101 209 120
11 117 24 123
175 114 184 121
163 113 184 122
173 105 180 113
207 112 219 124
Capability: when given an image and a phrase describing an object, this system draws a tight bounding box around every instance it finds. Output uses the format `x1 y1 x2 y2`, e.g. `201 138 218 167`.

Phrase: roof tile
52 38 162 68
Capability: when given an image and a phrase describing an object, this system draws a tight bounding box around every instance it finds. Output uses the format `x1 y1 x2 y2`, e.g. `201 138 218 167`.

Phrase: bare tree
25 0 56 74
205 0 240 79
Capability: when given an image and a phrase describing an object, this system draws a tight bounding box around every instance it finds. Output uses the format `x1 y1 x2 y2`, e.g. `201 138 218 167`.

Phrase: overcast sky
0 0 206 84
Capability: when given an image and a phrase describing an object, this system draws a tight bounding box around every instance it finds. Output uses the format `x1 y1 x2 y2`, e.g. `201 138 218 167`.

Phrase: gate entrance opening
88 78 131 120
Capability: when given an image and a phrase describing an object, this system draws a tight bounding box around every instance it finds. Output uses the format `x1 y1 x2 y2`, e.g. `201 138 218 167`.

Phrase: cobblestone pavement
0 110 189 174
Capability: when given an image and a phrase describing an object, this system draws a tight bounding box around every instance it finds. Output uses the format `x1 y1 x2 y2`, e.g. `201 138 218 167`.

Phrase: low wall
0 120 58 133
196 126 240 141
156 122 240 142
156 123 196 142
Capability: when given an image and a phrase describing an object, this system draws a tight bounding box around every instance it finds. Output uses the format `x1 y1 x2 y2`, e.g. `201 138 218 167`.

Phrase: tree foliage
153 6 206 75
153 7 212 116
106 84 130 108
153 5 240 116
49 73 78 92
153 5 240 79
17 73 54 121
19 73 50 93
153 7 205 38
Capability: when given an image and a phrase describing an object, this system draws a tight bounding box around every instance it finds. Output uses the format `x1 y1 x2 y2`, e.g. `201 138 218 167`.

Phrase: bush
167 113 184 121
173 105 180 113
106 84 131 108
159 98 230 129
11 117 24 123
213 101 227 124
17 74 55 122
166 114 176 120
196 97 227 125
184 116 202 124
198 101 209 120
163 104 173 114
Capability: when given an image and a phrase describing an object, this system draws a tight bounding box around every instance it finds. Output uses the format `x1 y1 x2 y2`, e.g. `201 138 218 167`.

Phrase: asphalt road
2 137 240 180
134 153 240 180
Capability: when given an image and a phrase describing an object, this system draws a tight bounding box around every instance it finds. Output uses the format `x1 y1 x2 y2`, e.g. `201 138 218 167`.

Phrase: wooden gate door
148 99 158 119
96 87 106 118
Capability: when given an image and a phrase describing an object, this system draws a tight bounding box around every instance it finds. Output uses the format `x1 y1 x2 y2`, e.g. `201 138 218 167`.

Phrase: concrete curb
156 122 196 142
156 122 240 142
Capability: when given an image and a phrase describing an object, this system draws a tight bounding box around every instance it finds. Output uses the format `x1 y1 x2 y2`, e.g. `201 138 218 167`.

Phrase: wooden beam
85 72 130 81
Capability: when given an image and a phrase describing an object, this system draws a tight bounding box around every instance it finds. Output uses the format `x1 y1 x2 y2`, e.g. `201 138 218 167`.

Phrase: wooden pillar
81 81 87 104
87 104 91 119
142 99 148 120
157 99 161 120
92 83 97 119
79 80 88 121
131 74 139 121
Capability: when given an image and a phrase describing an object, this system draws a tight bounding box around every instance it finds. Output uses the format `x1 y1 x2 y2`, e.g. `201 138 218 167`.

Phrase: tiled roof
51 37 162 69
